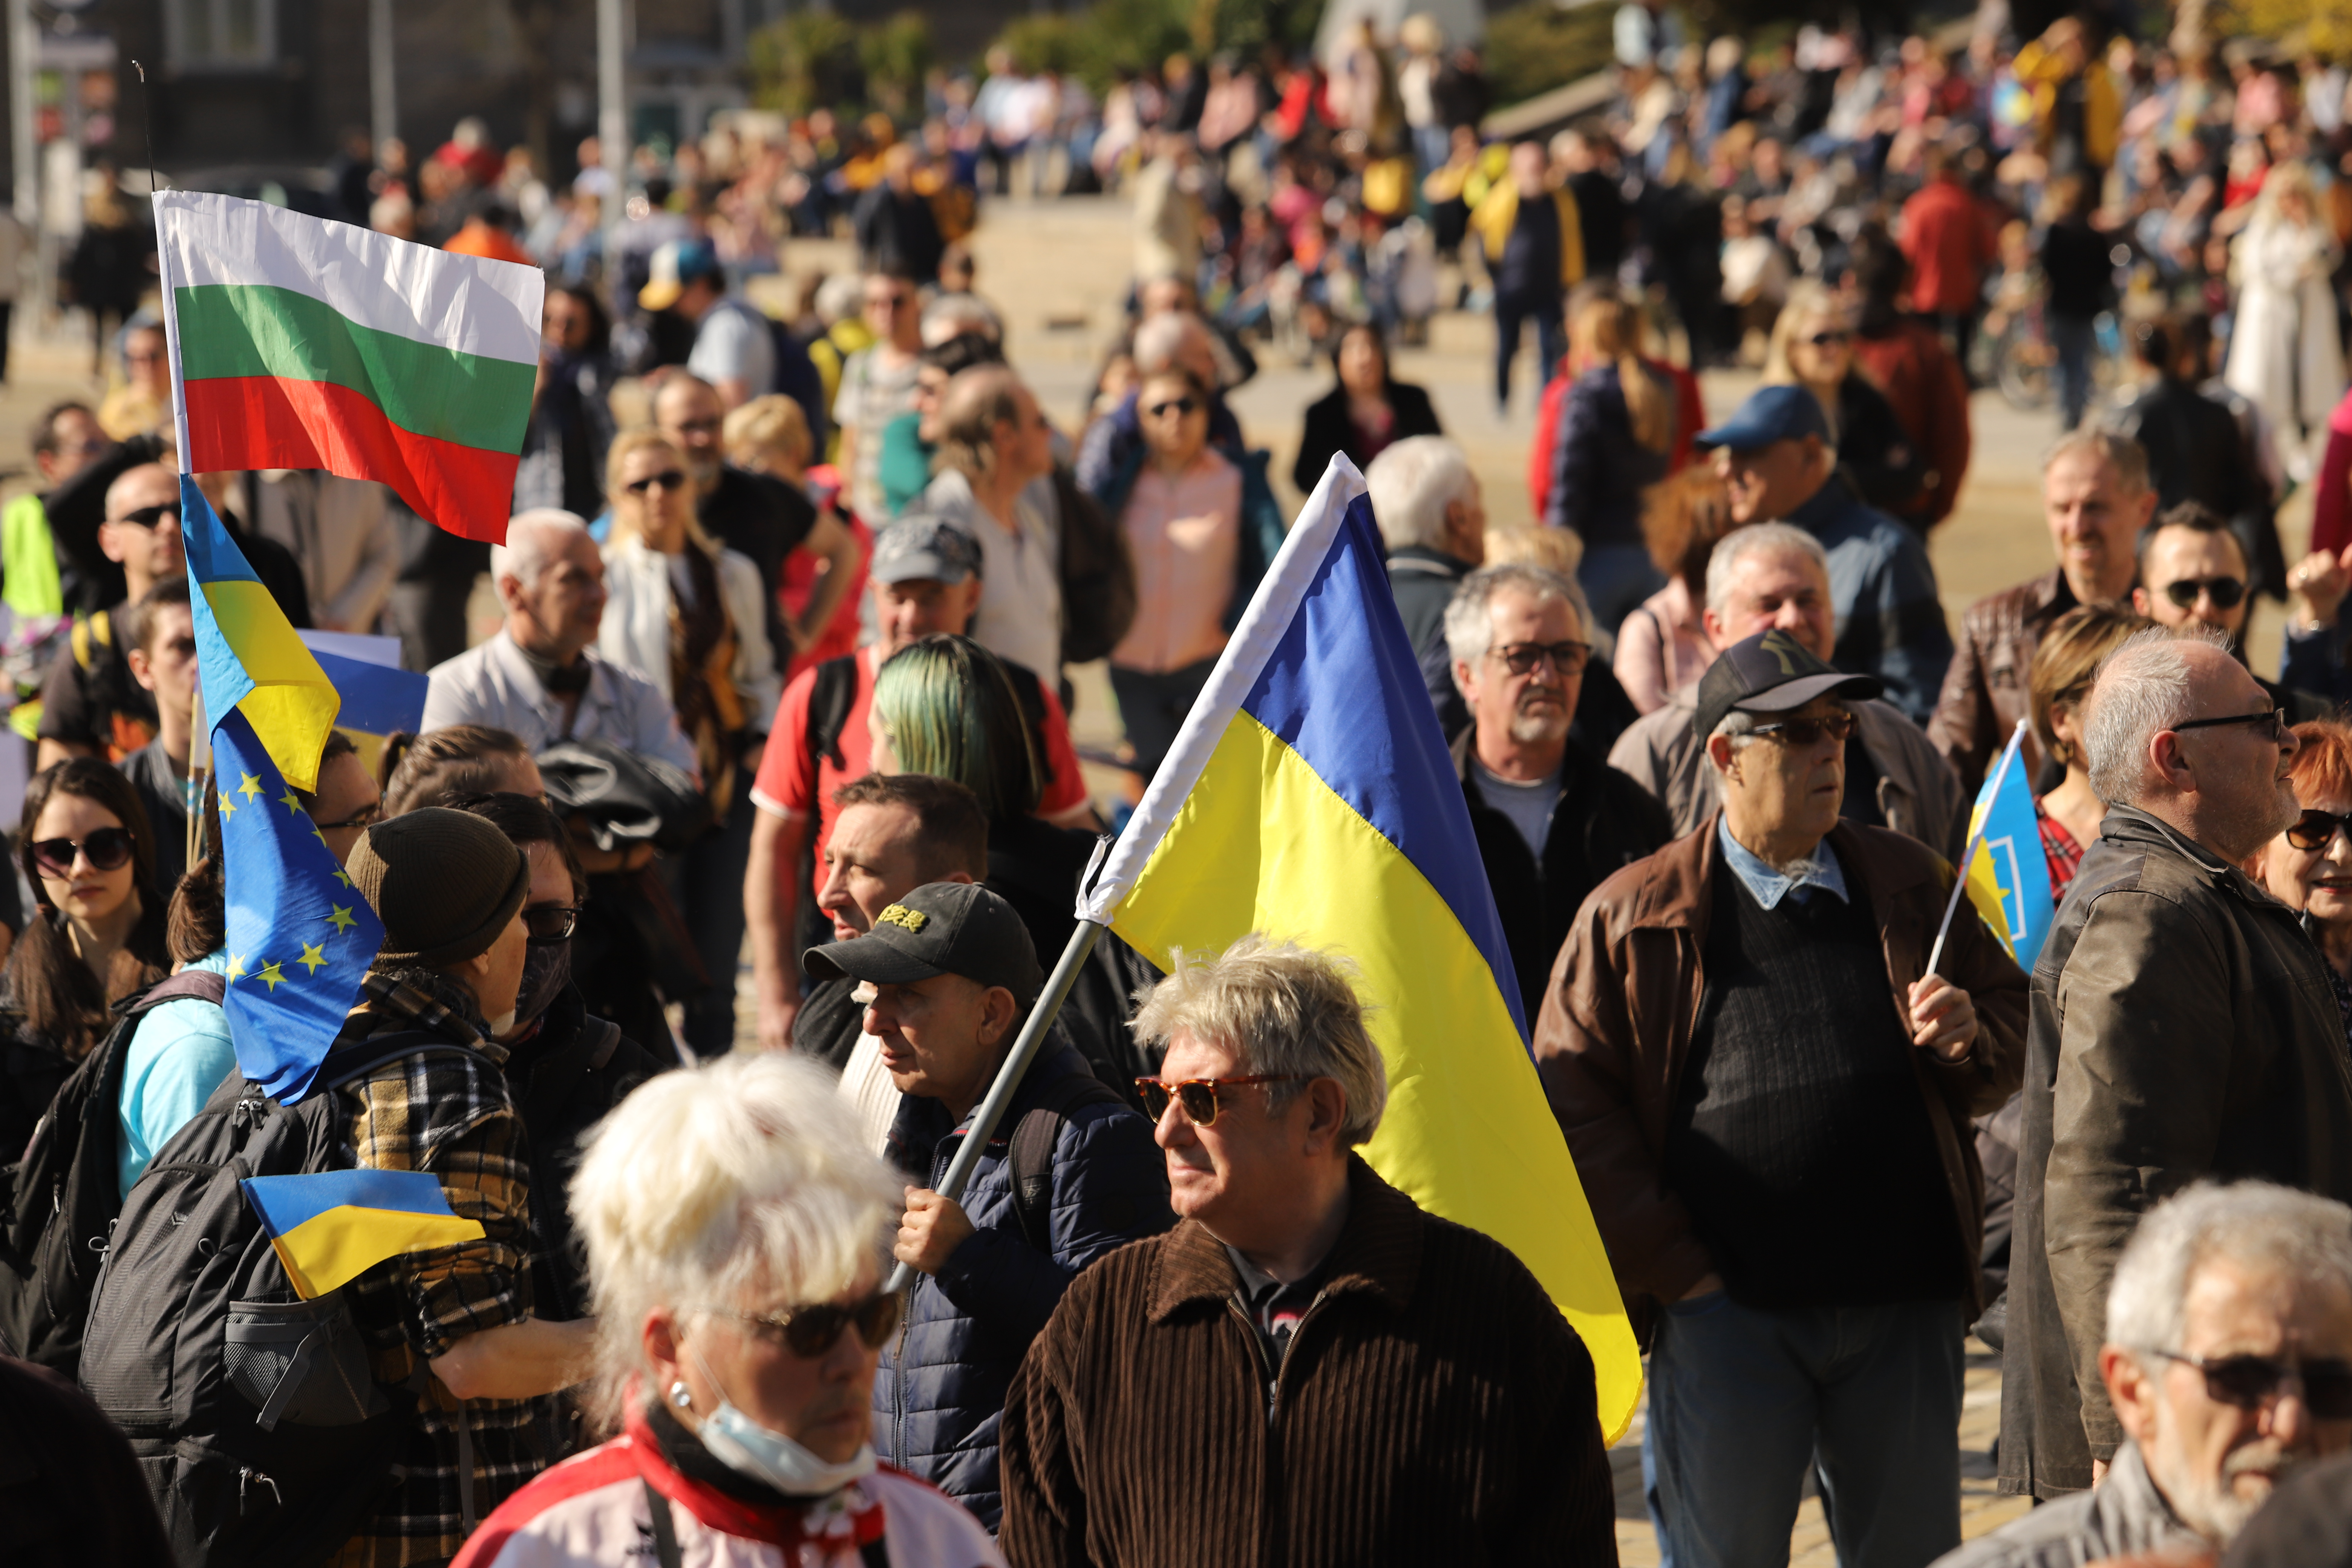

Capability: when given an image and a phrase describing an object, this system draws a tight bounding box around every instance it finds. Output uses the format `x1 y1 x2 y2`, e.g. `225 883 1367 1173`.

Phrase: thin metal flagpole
881 917 1107 1296
1925 717 2032 979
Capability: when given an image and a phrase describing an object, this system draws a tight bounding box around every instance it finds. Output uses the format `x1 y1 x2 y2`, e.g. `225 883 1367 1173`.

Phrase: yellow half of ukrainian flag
1080 459 1642 1440
183 475 339 791
241 1169 485 1299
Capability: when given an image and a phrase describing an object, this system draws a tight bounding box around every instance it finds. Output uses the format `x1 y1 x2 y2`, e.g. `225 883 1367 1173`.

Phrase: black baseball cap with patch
801 880 1044 1003
1692 628 1883 740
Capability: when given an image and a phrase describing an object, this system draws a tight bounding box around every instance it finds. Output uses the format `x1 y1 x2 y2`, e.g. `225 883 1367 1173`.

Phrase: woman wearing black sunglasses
0 760 167 1159
2257 719 2352 1040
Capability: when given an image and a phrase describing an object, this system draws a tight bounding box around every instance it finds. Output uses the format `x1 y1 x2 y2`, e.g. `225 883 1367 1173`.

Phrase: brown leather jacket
1928 568 2077 795
1532 816 2029 1327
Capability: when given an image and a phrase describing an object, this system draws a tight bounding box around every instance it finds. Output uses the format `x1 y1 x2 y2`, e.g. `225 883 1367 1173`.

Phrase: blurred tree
752 12 867 119
861 15 935 120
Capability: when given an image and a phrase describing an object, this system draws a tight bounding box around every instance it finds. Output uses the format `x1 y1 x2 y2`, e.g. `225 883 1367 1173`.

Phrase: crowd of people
12 4 2352 1567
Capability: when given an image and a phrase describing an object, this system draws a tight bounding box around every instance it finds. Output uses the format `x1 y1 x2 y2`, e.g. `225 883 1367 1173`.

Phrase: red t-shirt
749 645 1092 900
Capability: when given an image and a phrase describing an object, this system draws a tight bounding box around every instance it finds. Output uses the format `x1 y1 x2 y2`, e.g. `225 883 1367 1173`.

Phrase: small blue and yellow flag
240 1170 485 1298
304 648 428 783
1077 457 1642 1440
183 475 339 791
214 706 387 1104
1963 729 2055 971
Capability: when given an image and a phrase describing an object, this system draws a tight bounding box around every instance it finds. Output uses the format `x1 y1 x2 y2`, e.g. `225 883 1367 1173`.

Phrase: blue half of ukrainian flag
1078 458 1641 1439
214 706 387 1104
1964 739 2055 970
241 1170 485 1298
305 648 427 782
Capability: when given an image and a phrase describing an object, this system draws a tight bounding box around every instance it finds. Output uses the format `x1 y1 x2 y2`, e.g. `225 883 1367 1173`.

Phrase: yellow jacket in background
1470 182 1586 288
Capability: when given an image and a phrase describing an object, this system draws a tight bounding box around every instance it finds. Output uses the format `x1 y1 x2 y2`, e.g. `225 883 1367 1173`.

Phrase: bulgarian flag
155 190 544 544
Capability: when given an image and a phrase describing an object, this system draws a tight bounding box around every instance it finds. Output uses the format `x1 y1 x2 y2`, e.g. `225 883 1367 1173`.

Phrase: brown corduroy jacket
996 1158 1619 1568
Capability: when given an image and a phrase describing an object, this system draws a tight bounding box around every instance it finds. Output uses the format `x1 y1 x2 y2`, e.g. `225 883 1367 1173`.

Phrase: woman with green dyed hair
867 633 1043 823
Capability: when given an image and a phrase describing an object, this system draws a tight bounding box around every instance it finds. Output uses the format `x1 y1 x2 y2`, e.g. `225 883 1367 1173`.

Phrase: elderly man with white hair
450 1050 1005 1568
1608 522 1966 855
2000 626 2352 1506
421 507 698 779
1944 1182 2352 1566
1371 434 1487 735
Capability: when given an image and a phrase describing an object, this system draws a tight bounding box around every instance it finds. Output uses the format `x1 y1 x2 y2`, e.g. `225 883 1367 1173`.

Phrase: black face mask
513 938 574 1031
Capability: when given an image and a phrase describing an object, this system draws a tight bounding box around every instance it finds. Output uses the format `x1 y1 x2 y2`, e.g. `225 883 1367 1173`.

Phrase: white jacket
597 533 782 734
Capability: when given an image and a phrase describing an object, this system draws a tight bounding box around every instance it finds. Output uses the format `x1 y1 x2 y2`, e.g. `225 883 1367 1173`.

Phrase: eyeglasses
1145 397 1200 419
2288 809 2352 852
522 903 580 943
311 801 381 835
1135 1074 1305 1127
625 470 689 495
1749 710 1857 747
2145 1348 2352 1420
113 502 182 531
29 827 135 878
696 1291 902 1358
1490 639 1592 677
2162 576 2248 611
2171 706 2289 743
669 416 722 435
1803 330 1852 348
866 292 914 313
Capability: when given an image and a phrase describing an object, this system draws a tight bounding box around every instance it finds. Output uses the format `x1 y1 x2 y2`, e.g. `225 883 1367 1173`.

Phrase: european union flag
214 706 386 1103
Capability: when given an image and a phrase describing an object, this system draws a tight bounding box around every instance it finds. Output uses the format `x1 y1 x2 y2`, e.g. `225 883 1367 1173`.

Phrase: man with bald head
35 462 187 765
421 507 697 778
1609 523 1965 853
2000 626 2352 1504
923 365 1064 685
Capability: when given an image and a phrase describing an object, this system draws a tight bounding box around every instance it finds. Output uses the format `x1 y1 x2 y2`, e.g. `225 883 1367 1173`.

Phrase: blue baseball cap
1694 384 1831 454
639 239 722 311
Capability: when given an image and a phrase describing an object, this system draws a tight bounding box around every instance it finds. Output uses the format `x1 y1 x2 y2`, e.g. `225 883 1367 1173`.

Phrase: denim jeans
1110 658 1220 782
1646 1292 1965 1568
2051 312 2097 431
1493 292 1566 409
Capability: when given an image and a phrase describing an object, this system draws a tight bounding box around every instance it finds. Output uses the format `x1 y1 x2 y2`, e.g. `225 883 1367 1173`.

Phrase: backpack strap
1007 1070 1125 1254
643 1478 684 1568
805 655 861 772
126 968 229 1016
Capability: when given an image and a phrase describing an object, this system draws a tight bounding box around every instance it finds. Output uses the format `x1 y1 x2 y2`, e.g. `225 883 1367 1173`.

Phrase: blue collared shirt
1718 815 1849 910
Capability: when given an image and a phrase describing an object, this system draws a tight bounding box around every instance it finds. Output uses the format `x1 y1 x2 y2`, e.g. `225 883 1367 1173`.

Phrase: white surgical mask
681 1350 876 1499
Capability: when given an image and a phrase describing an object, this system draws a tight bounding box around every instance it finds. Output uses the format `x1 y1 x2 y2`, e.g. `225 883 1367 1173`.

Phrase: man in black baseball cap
1537 620 2027 1567
800 880 1168 1529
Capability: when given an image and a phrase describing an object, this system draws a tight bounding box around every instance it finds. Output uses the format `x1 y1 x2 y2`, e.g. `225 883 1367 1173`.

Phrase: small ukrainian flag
241 1170 486 1298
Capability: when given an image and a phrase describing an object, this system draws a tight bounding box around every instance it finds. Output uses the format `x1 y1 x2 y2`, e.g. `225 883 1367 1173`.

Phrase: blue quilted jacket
874 1041 1172 1530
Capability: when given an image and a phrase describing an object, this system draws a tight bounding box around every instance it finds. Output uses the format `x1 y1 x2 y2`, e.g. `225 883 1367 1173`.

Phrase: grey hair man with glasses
2000 626 2352 1507
1948 1182 2352 1566
1442 562 1670 1026
1536 625 2028 1568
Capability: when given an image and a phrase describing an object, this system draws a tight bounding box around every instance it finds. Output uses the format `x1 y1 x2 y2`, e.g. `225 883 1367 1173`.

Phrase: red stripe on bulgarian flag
184 375 516 544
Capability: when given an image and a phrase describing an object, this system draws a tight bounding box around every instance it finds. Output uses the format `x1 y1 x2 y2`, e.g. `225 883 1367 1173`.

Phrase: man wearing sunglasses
999 935 1616 1565
35 461 184 769
2002 627 2352 1504
1444 562 1669 1028
1540 627 2029 1567
1947 1184 2352 1566
2132 501 2330 727
801 880 1168 1530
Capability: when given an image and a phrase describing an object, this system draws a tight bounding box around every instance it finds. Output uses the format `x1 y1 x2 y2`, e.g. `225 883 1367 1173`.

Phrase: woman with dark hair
1292 323 1442 493
0 760 170 1157
516 283 618 520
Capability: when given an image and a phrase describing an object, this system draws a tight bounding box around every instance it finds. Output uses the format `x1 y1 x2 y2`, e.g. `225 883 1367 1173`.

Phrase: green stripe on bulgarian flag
175 283 534 453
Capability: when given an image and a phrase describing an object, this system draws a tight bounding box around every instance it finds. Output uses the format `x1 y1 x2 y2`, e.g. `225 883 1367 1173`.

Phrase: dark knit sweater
997 1158 1617 1567
1664 870 1962 1308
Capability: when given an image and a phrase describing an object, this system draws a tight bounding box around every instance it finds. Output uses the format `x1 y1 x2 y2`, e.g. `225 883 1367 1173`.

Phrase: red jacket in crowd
1898 176 1997 317
1853 319 1974 528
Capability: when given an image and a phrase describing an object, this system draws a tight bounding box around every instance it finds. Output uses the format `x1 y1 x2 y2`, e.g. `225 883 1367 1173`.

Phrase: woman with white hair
452 1052 1004 1567
2225 160 2347 478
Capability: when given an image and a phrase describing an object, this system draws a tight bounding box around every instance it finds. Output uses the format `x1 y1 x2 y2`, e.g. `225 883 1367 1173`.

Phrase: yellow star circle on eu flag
326 904 359 935
226 954 247 982
237 772 263 801
257 961 286 992
332 868 351 887
219 795 237 823
297 942 327 975
279 788 305 816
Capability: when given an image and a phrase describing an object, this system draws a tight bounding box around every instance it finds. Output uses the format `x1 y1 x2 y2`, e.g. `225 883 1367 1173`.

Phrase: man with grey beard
2000 626 2352 1506
1444 562 1670 1025
1946 1182 2352 1565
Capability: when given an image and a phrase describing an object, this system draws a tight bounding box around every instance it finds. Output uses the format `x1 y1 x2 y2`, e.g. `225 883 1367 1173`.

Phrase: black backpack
1005 1072 1129 1251
76 1031 477 1568
0 969 227 1377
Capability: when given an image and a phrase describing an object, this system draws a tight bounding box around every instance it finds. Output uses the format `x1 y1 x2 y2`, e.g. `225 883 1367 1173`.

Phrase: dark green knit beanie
347 807 529 969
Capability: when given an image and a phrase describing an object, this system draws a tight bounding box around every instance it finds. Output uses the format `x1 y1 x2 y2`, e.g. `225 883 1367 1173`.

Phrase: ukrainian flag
214 707 387 1104
241 1170 486 1298
1077 457 1642 1438
1963 728 2055 969
303 647 428 783
183 474 339 791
